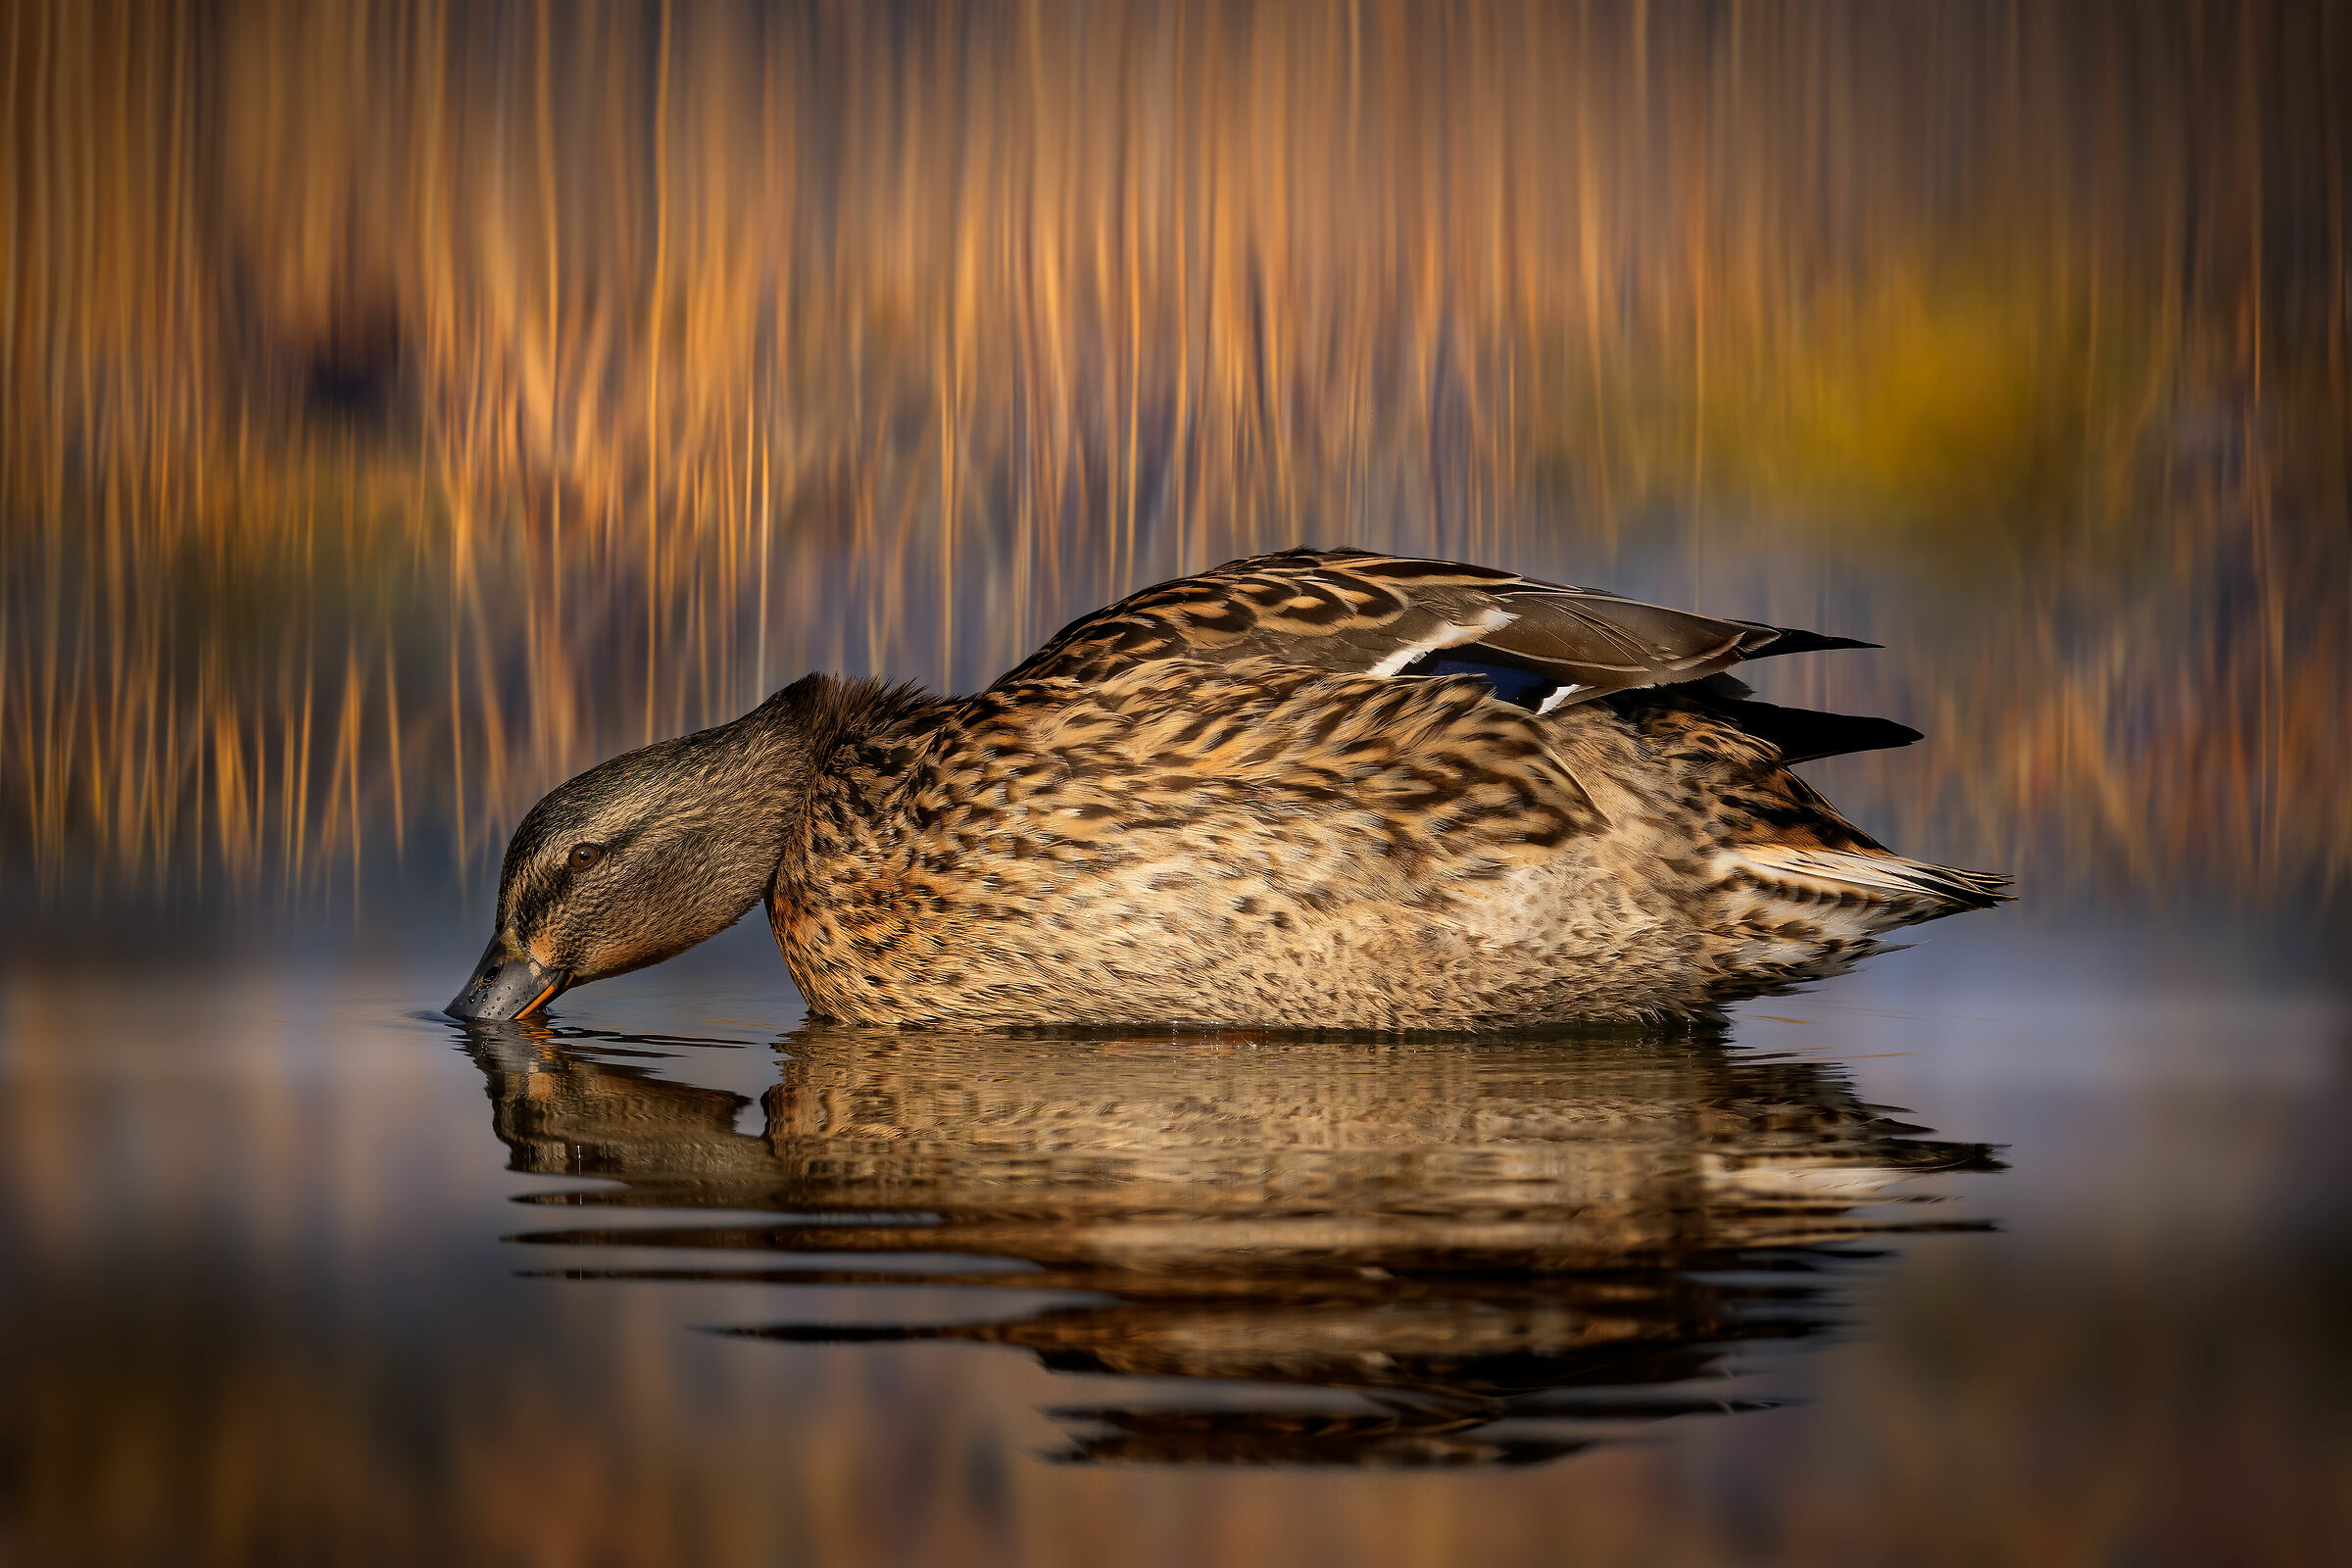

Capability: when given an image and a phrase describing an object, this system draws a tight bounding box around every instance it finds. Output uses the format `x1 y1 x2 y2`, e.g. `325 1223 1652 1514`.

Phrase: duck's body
449 549 2006 1029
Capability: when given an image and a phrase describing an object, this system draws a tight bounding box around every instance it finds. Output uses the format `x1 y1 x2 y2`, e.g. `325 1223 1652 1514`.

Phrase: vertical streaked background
4 0 2346 903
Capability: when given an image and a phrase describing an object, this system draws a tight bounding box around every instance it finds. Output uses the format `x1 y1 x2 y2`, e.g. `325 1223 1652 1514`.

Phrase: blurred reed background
3 0 2347 906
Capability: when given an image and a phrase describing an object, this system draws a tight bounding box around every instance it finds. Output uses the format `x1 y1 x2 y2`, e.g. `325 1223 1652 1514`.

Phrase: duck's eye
568 843 605 869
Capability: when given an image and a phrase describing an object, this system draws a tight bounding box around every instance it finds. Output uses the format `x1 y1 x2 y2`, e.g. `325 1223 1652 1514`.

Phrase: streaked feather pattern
1004 546 1874 707
1727 845 2015 908
760 550 2007 1027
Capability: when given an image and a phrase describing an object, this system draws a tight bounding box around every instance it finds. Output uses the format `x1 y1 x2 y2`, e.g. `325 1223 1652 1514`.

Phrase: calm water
5 896 2346 1565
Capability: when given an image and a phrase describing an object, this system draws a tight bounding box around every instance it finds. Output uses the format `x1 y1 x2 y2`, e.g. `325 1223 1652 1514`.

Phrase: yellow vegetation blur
1700 275 2082 526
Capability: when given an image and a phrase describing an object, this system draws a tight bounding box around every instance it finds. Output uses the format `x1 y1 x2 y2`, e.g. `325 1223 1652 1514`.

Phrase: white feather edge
1534 682 1588 714
1365 608 1520 677
1726 845 2008 905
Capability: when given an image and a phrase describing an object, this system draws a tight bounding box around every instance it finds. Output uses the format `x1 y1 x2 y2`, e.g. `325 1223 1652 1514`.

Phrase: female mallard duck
447 548 2006 1028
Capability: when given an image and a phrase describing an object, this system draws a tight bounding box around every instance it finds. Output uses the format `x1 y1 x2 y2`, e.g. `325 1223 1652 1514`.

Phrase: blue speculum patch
1400 650 1573 710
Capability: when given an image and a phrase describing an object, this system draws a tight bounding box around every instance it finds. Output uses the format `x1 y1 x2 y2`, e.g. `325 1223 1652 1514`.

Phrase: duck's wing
998 547 1872 710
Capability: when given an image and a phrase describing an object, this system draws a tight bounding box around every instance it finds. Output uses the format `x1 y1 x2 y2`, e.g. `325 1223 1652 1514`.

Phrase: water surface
5 906 2345 1564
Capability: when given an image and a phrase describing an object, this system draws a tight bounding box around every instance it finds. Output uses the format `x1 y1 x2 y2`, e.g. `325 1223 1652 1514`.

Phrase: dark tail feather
1709 698 1923 764
1736 623 1881 658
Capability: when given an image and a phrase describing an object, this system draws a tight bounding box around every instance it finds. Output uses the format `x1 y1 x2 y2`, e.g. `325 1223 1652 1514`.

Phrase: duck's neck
692 672 916 896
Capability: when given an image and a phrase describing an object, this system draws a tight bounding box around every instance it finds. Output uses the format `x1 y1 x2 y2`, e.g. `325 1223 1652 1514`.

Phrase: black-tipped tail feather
1734 624 1880 659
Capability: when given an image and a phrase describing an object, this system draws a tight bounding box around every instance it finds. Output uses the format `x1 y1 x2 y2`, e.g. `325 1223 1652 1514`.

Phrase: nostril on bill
446 936 569 1021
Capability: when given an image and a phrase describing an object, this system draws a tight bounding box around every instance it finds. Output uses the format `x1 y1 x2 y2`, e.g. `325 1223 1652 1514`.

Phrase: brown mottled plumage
1004 546 1876 697
447 548 2007 1027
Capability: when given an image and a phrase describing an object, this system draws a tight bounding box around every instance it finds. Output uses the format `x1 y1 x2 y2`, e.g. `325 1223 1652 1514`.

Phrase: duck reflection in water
458 1019 1999 1468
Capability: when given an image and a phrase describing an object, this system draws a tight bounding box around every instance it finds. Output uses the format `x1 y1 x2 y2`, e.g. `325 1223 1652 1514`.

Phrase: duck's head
445 699 810 1021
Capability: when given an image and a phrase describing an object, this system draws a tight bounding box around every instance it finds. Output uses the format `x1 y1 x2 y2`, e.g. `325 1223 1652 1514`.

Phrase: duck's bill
445 938 570 1021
